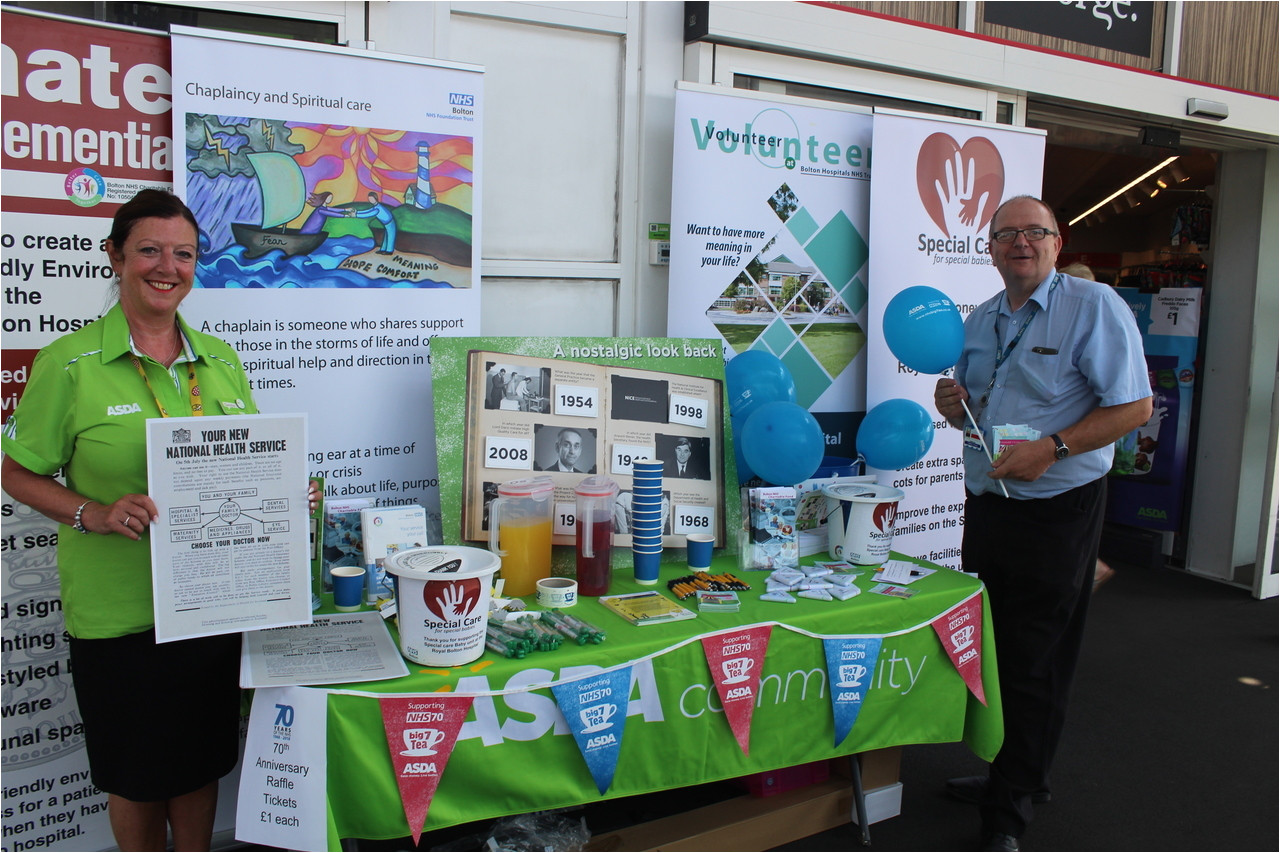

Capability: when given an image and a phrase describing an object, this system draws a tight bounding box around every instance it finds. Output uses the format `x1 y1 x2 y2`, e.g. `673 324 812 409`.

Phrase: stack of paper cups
630 458 664 584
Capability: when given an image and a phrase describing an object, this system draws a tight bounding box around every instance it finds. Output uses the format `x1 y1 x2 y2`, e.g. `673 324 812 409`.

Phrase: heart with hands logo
916 133 1004 236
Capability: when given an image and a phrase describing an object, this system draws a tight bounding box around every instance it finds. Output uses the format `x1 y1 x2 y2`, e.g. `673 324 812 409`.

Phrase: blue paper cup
631 532 664 545
686 533 715 569
630 524 664 538
633 550 661 583
331 566 366 611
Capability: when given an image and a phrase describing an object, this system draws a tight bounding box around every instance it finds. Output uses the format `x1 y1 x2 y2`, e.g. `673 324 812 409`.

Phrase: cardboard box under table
312 553 1001 849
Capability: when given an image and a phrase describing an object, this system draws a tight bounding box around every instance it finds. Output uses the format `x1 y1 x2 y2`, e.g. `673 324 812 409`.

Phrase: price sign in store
673 504 715 535
484 435 533 470
669 394 709 428
554 384 600 418
555 501 577 536
611 442 654 476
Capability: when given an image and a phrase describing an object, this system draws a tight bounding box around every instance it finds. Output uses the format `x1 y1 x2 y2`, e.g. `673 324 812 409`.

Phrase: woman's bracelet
73 500 93 534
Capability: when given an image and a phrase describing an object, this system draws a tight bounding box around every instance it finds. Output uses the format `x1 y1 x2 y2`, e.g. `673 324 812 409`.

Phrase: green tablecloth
315 553 1002 848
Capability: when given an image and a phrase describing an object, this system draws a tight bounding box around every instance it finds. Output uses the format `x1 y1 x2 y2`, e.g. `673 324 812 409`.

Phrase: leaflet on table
146 413 312 643
361 504 430 605
461 349 726 549
239 611 409 687
599 591 697 625
874 561 936 585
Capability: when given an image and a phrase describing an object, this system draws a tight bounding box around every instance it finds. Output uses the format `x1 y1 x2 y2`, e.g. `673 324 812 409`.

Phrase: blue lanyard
978 273 1060 412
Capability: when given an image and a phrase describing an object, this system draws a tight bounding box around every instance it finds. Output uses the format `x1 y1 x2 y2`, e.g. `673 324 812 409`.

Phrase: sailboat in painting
231 151 328 258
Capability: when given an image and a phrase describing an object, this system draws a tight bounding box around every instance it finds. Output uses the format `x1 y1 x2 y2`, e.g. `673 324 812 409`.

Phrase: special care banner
171 27 485 542
866 110 1045 569
667 84 873 457
1 11 168 848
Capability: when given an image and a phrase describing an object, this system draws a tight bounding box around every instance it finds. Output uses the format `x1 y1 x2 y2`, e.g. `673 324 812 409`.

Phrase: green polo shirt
1 304 258 639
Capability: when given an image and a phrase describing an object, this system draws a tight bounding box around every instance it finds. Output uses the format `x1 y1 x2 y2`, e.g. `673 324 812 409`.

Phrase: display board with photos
460 347 727 549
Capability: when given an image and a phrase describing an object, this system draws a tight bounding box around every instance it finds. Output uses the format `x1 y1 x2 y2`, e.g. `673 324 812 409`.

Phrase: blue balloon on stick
882 286 965 375
725 350 797 421
857 398 935 471
740 401 825 486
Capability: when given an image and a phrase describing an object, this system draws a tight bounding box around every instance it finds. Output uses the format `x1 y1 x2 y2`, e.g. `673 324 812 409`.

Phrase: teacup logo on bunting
916 133 1004 236
423 577 483 622
401 727 447 756
836 663 868 688
578 702 618 733
950 624 976 653
720 657 754 684
872 501 899 533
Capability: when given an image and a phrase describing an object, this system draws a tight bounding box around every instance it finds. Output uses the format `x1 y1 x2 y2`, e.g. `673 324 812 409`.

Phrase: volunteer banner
1 12 168 848
171 27 486 542
866 110 1045 569
667 84 873 457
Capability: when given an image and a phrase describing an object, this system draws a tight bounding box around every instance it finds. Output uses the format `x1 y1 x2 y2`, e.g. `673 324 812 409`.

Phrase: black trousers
963 477 1106 837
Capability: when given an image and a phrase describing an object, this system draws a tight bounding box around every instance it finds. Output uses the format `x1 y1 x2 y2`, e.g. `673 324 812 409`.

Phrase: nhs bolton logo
449 93 475 106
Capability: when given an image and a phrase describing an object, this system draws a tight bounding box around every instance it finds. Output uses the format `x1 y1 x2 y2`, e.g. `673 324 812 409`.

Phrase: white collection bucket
384 546 501 666
822 483 906 564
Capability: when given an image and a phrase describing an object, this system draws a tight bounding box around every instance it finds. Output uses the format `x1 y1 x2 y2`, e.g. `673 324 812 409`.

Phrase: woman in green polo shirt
1 190 316 851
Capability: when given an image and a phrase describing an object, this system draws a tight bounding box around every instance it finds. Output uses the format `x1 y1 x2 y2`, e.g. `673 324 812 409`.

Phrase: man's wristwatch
1050 433 1069 461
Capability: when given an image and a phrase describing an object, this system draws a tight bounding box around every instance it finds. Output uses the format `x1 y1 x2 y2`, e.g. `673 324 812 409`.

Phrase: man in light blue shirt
934 195 1151 852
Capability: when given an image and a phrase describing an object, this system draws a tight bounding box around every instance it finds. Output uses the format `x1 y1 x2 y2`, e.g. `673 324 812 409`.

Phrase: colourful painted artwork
185 116 474 288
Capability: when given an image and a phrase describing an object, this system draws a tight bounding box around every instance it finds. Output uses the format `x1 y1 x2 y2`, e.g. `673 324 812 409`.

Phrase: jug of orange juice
487 476 555 597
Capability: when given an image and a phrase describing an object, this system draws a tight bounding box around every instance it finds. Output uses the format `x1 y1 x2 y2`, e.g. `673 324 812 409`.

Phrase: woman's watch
1050 433 1069 460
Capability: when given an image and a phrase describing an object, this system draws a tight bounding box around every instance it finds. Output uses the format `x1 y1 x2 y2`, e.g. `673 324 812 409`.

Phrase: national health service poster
171 27 485 542
667 84 873 458
866 110 1045 568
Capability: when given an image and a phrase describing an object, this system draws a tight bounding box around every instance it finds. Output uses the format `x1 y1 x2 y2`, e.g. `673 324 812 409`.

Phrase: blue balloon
730 414 756 483
882 286 965 375
740 401 825 486
725 350 797 421
857 398 935 471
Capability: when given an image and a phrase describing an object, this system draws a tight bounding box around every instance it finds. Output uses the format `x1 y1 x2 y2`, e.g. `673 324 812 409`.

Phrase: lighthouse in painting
410 141 436 210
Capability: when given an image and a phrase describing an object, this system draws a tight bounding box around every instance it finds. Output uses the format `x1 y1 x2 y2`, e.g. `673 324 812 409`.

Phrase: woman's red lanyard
130 354 203 417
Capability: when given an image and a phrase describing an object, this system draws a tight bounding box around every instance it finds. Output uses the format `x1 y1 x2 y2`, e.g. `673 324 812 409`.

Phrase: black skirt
68 629 242 802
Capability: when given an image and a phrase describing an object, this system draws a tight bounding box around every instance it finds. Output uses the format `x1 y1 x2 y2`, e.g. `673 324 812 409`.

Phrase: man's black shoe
946 775 1052 804
982 832 1020 851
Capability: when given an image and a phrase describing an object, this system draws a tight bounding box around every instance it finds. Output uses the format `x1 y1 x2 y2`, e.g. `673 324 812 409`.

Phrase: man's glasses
991 227 1058 243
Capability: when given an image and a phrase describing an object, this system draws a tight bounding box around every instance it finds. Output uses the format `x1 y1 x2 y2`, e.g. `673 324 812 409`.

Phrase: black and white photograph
609 373 670 423
533 424 598 474
656 434 712 481
483 361 551 413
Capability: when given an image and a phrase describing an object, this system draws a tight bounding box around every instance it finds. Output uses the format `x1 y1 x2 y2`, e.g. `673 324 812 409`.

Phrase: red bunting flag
931 594 987 706
701 625 772 755
379 695 474 845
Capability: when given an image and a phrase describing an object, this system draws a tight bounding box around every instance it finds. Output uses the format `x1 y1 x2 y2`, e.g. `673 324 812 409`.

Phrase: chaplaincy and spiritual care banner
866 110 1045 569
171 26 485 543
667 84 874 459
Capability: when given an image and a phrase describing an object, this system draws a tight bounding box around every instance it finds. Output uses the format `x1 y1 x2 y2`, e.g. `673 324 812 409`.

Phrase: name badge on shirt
963 426 985 453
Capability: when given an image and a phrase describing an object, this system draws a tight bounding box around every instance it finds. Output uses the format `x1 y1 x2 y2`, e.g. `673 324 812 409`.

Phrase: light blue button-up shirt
955 270 1150 499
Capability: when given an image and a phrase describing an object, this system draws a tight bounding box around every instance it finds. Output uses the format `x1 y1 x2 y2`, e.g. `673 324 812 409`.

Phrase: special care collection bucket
384 546 501 666
822 483 905 565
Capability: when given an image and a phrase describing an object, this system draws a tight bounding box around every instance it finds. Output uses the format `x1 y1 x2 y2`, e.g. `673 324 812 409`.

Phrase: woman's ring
124 515 132 527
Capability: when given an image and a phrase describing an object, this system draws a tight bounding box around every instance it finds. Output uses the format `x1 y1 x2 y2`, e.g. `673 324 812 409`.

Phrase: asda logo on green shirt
107 403 142 416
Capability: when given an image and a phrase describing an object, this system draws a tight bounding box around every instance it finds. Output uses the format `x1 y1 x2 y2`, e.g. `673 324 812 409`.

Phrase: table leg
849 754 871 845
